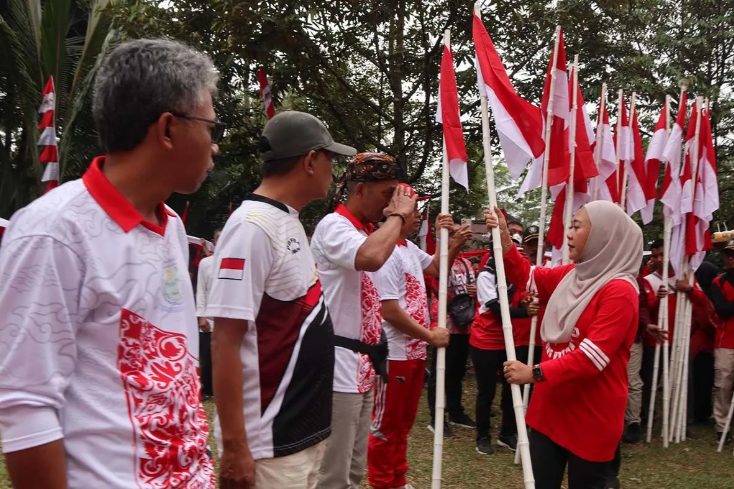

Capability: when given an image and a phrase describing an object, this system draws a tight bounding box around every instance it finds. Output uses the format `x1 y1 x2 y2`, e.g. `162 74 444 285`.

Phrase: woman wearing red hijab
487 201 643 489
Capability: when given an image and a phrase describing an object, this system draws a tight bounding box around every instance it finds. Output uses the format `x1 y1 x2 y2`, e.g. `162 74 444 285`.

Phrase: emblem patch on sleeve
219 258 246 280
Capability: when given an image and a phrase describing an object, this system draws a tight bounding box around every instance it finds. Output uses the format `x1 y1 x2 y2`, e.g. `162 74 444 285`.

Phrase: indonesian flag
670 98 697 278
418 204 436 253
257 68 275 119
660 90 688 225
472 9 544 183
37 77 59 192
545 65 598 257
640 102 669 224
686 104 719 271
218 257 246 280
589 96 617 201
610 97 634 205
626 106 647 217
436 37 469 190
520 28 569 195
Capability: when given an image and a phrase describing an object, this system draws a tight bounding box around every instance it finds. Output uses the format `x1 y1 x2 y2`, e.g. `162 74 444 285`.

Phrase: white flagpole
517 24 562 465
561 55 579 264
648 93 674 446
476 14 534 488
431 31 451 489
591 83 607 201
615 89 624 207
620 92 636 211
679 96 703 442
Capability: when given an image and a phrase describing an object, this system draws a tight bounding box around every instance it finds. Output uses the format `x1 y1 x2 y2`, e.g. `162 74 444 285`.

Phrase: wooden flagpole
591 83 607 201
561 55 579 264
517 24 562 465
430 31 452 489
476 17 534 488
615 89 624 207
620 92 636 211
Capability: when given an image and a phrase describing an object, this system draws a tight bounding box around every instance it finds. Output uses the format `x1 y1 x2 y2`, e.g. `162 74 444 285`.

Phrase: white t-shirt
311 207 383 393
0 158 213 488
196 255 215 328
206 195 334 460
372 241 433 360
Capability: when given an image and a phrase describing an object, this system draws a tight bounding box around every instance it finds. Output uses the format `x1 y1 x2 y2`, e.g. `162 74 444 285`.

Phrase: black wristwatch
532 364 545 382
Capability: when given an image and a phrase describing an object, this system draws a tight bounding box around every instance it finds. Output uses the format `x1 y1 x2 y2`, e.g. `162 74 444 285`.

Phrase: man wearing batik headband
311 153 416 489
312 152 417 489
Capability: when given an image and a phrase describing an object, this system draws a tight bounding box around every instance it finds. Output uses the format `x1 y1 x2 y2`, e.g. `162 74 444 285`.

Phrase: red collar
82 156 174 236
396 239 408 247
335 204 375 234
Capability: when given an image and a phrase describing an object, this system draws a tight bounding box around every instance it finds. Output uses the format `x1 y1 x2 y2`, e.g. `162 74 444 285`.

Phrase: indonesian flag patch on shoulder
219 258 246 280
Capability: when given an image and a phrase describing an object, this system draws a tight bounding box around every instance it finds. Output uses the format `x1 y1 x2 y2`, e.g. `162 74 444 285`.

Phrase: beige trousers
713 348 734 432
255 440 326 489
625 341 644 425
318 390 373 489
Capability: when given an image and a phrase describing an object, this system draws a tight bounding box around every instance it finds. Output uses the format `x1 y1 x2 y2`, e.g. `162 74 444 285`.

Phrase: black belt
334 331 389 381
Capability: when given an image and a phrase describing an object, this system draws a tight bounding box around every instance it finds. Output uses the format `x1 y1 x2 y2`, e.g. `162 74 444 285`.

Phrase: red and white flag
37 77 59 192
589 94 618 201
520 28 569 195
610 96 633 205
218 257 246 280
626 105 647 217
660 90 688 226
257 68 275 119
640 102 669 224
472 9 544 184
436 36 468 190
686 103 719 271
670 98 697 278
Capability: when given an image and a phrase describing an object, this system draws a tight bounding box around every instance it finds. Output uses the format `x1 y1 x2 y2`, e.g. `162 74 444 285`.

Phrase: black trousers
530 430 620 489
427 333 470 419
199 331 213 397
691 351 714 422
640 345 656 422
471 346 516 440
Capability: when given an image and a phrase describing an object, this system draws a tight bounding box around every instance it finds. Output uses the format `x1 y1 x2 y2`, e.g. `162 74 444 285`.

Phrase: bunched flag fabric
589 95 617 201
640 102 669 224
257 68 275 119
626 105 647 217
660 90 688 226
472 11 544 183
37 77 59 192
436 39 469 190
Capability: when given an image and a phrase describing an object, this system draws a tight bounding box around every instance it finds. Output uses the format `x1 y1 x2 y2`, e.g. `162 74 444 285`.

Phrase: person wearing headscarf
486 201 643 489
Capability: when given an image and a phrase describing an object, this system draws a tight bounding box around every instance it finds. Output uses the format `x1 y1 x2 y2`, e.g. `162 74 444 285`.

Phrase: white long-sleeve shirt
196 255 215 328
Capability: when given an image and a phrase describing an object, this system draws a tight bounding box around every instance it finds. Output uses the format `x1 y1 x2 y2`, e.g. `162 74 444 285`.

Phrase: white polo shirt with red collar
372 240 432 360
311 205 383 393
0 157 214 488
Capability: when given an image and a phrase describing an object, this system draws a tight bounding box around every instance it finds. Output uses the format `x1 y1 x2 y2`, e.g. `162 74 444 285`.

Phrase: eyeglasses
171 112 226 144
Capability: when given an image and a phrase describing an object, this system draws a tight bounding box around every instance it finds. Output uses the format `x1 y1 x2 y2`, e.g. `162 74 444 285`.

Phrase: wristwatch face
533 365 542 381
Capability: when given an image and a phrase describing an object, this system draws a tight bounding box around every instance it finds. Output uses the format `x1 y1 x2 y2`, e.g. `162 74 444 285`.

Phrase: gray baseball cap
259 111 357 161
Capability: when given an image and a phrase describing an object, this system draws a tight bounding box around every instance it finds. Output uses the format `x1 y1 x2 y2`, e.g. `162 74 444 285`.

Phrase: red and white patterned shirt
311 206 382 393
372 240 433 360
0 157 213 488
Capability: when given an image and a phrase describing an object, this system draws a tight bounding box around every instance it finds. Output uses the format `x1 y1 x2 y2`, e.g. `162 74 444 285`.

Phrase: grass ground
1 373 733 488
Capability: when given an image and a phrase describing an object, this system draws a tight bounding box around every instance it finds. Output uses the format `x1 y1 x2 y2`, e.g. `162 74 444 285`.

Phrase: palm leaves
0 0 116 217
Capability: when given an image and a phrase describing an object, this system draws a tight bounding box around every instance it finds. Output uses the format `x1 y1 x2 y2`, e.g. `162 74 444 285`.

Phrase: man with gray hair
0 39 218 488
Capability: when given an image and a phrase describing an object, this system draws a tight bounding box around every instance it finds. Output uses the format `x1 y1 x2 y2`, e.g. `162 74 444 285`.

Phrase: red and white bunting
626 101 647 217
436 39 468 190
472 13 544 182
257 68 275 119
660 90 688 226
37 77 59 192
520 29 570 195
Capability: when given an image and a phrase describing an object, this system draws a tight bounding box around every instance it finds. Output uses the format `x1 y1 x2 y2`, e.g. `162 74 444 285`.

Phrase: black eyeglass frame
170 111 226 144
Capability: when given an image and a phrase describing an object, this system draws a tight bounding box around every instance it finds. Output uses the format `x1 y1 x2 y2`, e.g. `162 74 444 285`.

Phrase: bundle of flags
439 7 720 276
37 77 59 192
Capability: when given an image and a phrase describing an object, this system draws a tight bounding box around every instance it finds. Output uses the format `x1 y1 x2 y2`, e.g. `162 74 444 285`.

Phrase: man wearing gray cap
207 111 355 488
